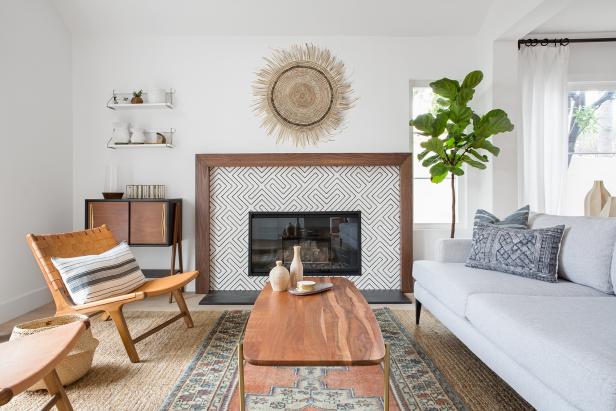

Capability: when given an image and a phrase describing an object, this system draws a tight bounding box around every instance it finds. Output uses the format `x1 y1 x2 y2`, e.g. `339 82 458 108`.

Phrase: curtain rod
518 37 616 49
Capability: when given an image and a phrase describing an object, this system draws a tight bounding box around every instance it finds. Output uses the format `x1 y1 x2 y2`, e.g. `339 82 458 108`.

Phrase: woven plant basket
10 314 99 391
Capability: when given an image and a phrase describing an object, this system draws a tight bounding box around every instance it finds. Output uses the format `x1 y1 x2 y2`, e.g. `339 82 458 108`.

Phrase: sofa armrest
435 238 472 263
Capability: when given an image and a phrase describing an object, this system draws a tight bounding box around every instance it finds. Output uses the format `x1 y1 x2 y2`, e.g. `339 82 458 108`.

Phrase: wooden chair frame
0 320 88 410
26 225 198 363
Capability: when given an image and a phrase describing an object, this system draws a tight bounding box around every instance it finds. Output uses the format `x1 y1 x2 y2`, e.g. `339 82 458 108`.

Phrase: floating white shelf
106 89 175 110
107 102 173 110
107 143 175 149
107 128 175 149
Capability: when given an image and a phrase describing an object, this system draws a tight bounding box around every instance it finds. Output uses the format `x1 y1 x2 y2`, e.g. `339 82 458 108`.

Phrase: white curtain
519 45 569 214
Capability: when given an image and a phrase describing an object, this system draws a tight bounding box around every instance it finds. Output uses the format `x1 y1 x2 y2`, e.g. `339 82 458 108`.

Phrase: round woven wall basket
253 43 355 146
10 314 99 391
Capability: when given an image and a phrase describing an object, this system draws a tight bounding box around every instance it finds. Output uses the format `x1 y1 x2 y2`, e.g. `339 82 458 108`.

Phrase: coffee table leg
238 343 246 411
384 343 390 410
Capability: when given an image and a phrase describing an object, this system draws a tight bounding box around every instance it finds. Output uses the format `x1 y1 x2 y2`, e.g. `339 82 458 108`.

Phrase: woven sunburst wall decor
253 44 355 146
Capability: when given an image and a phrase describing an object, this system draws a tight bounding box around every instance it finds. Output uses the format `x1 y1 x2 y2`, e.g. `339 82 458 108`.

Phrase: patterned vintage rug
161 309 465 410
5 308 531 411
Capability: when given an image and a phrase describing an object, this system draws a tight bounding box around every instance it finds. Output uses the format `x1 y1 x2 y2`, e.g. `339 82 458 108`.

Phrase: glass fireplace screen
249 211 361 276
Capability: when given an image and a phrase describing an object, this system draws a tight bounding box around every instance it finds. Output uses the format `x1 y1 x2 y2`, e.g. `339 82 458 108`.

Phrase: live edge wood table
240 277 389 410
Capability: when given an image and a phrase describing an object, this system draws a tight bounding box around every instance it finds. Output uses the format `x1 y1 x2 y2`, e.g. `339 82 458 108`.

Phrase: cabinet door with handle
88 202 129 242
130 202 169 245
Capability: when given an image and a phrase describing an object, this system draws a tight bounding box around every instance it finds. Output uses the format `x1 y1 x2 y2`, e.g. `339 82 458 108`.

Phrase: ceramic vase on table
584 180 611 216
269 261 290 291
290 245 304 288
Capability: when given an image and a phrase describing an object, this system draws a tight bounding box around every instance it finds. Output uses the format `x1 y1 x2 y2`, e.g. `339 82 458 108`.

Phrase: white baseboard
0 286 52 324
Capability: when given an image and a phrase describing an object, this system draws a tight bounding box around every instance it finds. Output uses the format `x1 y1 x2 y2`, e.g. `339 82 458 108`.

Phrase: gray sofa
413 213 616 411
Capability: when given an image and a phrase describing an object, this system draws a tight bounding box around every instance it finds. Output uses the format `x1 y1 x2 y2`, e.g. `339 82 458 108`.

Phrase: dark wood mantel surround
195 153 413 294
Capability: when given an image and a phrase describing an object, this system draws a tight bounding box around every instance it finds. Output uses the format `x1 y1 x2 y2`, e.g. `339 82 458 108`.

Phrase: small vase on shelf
584 180 611 216
269 261 290 292
290 245 303 288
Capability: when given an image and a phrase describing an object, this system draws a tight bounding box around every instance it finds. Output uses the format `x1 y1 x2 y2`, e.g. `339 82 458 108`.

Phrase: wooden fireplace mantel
195 153 413 294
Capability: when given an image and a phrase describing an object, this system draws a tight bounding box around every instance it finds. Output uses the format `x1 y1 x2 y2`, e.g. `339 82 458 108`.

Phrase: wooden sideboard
85 199 183 279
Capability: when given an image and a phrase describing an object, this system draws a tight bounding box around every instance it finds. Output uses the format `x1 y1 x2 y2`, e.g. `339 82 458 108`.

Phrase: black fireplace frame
248 211 362 277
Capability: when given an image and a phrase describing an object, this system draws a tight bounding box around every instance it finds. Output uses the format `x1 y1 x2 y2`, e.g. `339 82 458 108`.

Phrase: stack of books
126 185 166 199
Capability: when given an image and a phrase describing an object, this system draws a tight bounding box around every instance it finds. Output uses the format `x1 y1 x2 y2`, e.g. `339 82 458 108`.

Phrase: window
410 82 460 225
562 83 616 215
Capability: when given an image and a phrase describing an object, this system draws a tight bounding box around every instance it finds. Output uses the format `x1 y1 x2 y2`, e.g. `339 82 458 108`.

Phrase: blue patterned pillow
474 205 530 229
466 223 565 282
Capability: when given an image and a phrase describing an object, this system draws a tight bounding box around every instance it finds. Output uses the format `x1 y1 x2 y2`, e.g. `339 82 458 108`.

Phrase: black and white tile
209 166 401 290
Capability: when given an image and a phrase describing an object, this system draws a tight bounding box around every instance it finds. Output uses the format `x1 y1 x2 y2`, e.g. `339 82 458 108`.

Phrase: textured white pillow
52 242 146 305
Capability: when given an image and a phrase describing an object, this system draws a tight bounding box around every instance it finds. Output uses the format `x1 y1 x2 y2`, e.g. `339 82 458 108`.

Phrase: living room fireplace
249 211 361 276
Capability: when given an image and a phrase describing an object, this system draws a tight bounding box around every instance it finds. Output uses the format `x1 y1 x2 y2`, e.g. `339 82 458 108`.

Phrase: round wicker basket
10 314 99 391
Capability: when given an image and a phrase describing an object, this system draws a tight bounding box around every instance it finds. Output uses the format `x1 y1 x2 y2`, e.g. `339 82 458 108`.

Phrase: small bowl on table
297 280 316 292
102 192 124 199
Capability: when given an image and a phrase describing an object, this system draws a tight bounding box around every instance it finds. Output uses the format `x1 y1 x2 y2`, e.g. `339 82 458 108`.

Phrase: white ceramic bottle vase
584 180 611 216
269 261 290 292
290 245 304 288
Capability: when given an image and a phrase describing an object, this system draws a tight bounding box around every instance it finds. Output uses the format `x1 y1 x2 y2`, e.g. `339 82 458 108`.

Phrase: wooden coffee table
239 277 389 410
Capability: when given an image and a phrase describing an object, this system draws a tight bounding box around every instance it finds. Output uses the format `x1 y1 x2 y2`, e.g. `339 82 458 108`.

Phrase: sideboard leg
238 343 246 411
384 343 390 410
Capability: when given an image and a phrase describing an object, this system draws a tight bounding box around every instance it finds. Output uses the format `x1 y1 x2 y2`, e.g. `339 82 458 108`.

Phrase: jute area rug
5 308 531 411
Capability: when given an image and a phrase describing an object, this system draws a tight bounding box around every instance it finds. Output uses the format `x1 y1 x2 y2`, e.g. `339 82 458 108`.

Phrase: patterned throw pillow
474 205 530 229
466 223 565 282
52 242 146 305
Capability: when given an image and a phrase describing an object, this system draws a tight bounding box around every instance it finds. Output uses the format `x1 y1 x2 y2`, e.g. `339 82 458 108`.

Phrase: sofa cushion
466 223 564 282
412 260 607 317
474 205 530 228
466 294 616 411
530 213 616 294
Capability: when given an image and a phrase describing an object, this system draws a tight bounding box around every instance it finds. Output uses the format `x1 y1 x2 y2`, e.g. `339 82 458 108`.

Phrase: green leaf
462 155 487 169
475 109 514 139
422 154 440 167
429 162 448 177
410 113 436 135
468 149 488 162
433 112 448 137
417 150 429 161
452 167 465 176
456 87 475 106
420 137 446 158
461 70 483 89
431 171 449 183
473 139 501 156
449 102 473 125
430 78 460 100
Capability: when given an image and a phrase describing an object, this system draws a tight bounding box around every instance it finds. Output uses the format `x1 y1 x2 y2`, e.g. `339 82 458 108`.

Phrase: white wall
568 41 616 82
71 35 482 277
0 0 73 323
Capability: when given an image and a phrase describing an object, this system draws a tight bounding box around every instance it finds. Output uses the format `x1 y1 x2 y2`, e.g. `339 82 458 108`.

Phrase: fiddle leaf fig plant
409 70 514 238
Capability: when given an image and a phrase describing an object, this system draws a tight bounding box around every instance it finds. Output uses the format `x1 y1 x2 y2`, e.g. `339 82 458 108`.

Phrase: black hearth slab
199 290 260 305
361 289 412 304
199 289 411 305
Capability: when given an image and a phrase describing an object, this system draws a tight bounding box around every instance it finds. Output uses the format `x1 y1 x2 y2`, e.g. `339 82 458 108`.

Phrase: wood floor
0 292 413 341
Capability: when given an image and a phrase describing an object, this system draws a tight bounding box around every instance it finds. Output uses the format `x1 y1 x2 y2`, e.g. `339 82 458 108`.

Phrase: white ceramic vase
290 245 303 288
584 180 611 216
269 261 290 291
147 89 166 104
130 128 146 144
112 122 130 144
600 196 616 217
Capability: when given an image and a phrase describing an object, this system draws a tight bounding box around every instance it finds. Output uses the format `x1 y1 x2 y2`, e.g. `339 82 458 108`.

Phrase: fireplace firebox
249 211 361 276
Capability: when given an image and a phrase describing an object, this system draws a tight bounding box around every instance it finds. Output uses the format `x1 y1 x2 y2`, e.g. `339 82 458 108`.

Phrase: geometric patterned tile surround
209 166 401 290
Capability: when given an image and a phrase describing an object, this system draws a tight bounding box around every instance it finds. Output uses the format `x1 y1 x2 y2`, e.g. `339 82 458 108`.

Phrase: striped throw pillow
52 242 146 305
474 205 530 229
